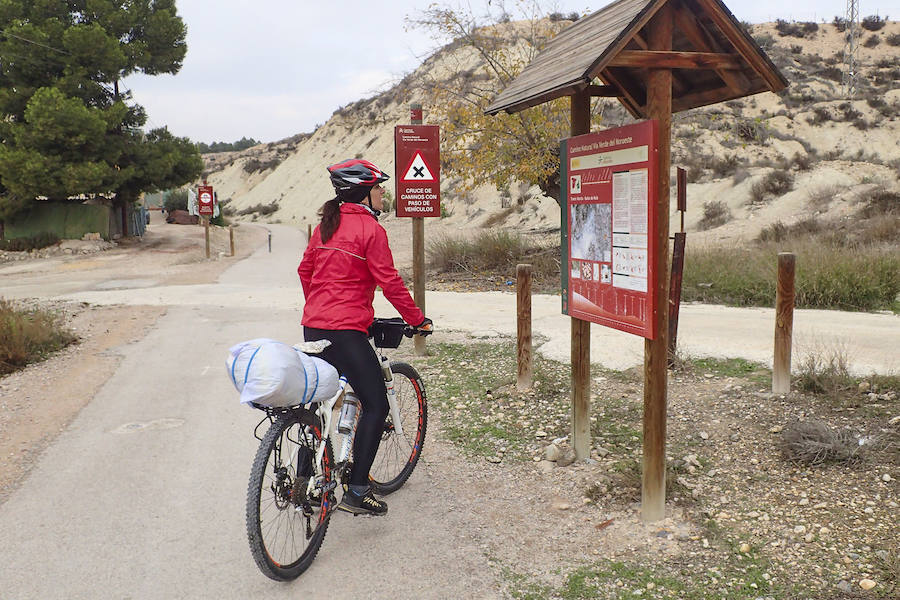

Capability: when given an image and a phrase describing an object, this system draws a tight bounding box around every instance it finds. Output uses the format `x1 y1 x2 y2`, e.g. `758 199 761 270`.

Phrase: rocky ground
392 335 899 599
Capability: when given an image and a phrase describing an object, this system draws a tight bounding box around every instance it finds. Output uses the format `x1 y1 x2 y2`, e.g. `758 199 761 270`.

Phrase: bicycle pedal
321 480 337 493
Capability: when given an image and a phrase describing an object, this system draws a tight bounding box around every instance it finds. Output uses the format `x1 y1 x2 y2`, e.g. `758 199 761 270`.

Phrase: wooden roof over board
485 0 789 117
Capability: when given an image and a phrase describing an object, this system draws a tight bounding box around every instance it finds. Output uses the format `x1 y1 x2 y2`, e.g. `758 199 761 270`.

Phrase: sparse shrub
710 154 740 178
775 20 817 38
697 200 731 230
0 232 60 252
0 300 76 376
833 16 848 32
754 33 775 49
792 153 812 171
732 168 751 185
734 118 769 144
243 156 282 173
750 171 794 203
863 34 881 48
861 14 887 31
237 202 279 216
816 66 843 82
548 12 565 21
859 188 900 218
806 185 843 210
781 419 862 464
757 218 822 243
426 230 558 284
790 44 803 54
888 33 900 46
838 102 862 121
852 117 870 130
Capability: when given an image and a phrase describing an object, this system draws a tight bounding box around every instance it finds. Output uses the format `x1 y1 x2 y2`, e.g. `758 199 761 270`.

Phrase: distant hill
201 18 899 246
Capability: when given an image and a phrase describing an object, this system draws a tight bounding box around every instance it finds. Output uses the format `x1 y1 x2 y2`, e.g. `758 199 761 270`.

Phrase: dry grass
0 300 77 376
780 419 863 465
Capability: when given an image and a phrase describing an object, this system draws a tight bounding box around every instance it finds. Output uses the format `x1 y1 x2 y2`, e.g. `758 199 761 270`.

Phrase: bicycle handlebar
403 325 433 338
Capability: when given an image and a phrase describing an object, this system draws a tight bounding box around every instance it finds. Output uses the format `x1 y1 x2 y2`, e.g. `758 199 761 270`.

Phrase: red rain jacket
298 203 424 332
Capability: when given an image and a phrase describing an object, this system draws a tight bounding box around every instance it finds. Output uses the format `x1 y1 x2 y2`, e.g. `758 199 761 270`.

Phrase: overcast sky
123 0 893 144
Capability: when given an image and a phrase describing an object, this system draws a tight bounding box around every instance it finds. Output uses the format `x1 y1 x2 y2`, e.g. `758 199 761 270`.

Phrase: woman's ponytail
318 198 341 242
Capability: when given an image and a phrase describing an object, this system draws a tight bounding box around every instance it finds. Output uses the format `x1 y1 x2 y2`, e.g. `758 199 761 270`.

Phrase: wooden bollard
204 217 210 259
516 264 533 391
229 226 235 256
773 252 796 394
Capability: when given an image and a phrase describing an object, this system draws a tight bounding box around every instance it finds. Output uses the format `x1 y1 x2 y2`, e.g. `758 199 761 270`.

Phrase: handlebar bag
226 338 340 406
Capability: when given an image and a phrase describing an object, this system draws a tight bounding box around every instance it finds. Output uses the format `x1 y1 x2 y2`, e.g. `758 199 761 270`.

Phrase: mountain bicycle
244 318 431 581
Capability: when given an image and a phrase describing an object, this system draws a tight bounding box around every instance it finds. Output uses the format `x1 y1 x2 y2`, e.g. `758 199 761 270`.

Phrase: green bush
163 189 189 212
861 15 887 31
0 232 60 252
0 300 77 375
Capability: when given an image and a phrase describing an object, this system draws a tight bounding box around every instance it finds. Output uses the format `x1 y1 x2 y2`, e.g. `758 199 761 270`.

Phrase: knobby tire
246 412 333 581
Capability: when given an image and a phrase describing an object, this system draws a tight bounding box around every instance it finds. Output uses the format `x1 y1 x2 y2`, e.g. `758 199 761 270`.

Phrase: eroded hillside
201 17 899 245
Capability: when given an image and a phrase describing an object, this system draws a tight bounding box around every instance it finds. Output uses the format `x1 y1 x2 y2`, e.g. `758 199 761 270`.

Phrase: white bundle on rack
226 338 340 407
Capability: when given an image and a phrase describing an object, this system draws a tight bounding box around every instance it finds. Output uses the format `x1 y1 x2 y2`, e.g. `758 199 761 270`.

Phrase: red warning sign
394 125 440 217
198 185 215 217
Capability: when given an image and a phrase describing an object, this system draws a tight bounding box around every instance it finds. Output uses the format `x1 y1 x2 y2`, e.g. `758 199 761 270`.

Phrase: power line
842 0 860 98
1 31 71 55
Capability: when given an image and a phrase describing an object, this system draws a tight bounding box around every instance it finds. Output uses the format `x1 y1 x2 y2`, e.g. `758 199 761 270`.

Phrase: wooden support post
307 223 312 241
204 217 210 259
411 103 427 356
642 4 673 523
773 252 795 394
667 232 686 366
229 226 235 257
517 264 533 391
570 89 592 461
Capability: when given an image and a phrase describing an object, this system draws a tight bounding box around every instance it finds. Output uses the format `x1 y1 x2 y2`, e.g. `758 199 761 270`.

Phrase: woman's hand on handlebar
405 317 433 337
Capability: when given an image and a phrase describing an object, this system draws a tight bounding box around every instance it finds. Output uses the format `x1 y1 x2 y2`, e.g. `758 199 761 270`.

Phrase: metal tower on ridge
842 0 860 97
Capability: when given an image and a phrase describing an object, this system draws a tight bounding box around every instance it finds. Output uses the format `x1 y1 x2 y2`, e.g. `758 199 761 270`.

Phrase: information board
394 125 440 217
560 120 659 339
197 185 215 217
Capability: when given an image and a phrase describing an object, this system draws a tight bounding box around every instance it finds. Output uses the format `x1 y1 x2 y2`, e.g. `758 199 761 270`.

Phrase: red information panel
394 125 440 217
197 185 214 216
560 120 659 339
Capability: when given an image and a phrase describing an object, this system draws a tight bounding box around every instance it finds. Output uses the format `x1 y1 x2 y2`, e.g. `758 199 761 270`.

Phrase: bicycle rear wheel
370 362 427 495
246 411 334 581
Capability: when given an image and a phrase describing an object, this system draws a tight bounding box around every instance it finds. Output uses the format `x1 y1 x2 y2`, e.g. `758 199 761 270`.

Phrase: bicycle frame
302 338 404 502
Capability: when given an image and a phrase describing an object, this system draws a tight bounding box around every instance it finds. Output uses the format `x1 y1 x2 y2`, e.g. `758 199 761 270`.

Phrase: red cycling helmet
327 159 390 190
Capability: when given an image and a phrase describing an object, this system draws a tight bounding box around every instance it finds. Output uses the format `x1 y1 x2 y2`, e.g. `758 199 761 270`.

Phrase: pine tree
0 0 202 221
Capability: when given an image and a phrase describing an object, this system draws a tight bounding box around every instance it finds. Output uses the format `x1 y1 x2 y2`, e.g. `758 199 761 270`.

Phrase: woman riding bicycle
298 158 432 516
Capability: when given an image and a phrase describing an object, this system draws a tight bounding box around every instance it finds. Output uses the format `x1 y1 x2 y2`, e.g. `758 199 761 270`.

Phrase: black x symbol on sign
413 166 425 177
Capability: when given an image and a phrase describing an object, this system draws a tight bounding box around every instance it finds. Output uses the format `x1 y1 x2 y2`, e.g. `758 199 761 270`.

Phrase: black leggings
303 327 388 487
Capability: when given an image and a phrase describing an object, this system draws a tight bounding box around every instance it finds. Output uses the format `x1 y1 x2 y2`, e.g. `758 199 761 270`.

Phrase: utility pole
842 0 860 98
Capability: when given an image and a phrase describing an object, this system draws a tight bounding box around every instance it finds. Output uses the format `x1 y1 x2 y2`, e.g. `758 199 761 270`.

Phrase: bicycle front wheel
370 362 427 495
246 411 334 581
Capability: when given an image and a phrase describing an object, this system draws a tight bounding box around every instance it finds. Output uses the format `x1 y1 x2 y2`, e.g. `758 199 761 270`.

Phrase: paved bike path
0 226 501 598
53 223 900 376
